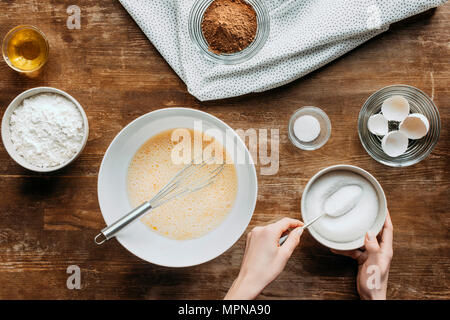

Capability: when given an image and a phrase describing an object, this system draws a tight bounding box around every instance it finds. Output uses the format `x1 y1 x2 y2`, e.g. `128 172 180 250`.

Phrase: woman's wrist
360 288 387 300
225 273 265 300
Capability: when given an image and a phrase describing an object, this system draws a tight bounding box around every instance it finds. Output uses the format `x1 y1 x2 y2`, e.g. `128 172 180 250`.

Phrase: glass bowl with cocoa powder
189 0 270 64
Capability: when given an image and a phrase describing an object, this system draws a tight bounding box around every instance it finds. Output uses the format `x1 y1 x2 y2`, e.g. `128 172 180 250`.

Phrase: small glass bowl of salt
288 106 331 151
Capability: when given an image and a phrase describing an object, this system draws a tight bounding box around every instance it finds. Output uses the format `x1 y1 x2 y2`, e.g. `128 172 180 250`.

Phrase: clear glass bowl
2 25 49 73
188 0 270 65
358 85 441 167
288 107 332 151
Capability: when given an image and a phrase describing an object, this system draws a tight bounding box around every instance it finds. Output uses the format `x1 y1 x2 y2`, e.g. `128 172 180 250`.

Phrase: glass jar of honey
2 25 49 73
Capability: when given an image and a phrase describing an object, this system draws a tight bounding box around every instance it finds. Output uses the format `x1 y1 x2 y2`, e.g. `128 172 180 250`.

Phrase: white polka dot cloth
119 0 446 101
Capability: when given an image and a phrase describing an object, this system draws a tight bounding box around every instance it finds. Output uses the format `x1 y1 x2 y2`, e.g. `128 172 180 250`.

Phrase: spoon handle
278 214 324 245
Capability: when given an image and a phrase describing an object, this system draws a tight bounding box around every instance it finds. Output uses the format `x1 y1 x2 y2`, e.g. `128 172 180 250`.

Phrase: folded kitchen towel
119 0 447 101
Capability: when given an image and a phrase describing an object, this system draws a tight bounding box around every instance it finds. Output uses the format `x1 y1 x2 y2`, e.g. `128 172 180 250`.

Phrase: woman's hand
225 218 304 300
332 211 394 300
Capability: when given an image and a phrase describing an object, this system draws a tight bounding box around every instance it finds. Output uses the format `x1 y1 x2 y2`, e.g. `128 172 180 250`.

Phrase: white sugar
305 171 379 243
9 93 85 168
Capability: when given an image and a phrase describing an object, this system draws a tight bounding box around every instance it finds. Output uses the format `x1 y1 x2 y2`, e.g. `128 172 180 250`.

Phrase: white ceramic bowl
301 165 387 250
1 87 89 172
97 108 258 267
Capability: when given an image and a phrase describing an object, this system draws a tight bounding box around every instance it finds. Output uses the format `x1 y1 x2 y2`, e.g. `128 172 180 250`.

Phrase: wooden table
0 1 448 300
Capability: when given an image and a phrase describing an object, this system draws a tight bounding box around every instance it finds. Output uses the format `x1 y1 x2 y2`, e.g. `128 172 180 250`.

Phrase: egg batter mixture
127 129 238 240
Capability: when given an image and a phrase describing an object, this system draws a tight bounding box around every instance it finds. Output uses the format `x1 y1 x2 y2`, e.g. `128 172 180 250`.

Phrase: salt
293 115 321 142
9 93 85 168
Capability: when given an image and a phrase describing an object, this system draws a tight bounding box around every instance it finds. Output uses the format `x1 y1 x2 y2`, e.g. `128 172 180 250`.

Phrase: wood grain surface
0 1 448 300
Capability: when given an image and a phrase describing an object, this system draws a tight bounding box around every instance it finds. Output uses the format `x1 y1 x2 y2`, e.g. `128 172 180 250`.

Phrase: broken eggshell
399 113 430 139
368 114 389 136
381 96 410 122
381 131 409 157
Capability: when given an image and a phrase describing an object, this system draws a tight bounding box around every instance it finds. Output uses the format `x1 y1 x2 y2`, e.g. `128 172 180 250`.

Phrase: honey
3 26 48 72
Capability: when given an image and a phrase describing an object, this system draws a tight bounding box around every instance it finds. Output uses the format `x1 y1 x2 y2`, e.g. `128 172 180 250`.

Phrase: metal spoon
279 184 363 245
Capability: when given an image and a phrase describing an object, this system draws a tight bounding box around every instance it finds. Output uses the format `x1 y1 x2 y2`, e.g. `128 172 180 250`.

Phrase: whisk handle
94 201 152 245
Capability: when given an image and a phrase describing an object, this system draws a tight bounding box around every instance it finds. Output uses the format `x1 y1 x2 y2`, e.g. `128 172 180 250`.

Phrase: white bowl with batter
97 108 258 267
301 165 387 250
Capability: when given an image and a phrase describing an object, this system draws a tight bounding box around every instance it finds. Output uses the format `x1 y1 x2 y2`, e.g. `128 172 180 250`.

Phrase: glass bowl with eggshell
358 85 440 167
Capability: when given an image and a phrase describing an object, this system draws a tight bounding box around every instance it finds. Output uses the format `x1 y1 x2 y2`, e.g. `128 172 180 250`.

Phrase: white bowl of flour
302 165 387 251
1 87 89 172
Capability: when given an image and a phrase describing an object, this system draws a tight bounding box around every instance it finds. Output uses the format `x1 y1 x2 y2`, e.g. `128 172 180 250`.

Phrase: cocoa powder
201 0 257 55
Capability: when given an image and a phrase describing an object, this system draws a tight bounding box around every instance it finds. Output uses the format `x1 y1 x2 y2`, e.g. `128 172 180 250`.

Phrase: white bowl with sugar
301 165 387 250
1 87 89 172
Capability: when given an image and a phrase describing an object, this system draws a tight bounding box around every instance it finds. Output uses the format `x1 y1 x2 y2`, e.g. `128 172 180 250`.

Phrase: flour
9 93 85 168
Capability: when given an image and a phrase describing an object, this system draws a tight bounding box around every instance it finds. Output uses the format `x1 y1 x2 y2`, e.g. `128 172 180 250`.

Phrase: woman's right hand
224 218 304 300
331 211 394 300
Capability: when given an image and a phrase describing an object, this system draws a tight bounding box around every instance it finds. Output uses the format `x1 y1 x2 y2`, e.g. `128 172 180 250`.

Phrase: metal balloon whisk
95 157 225 245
